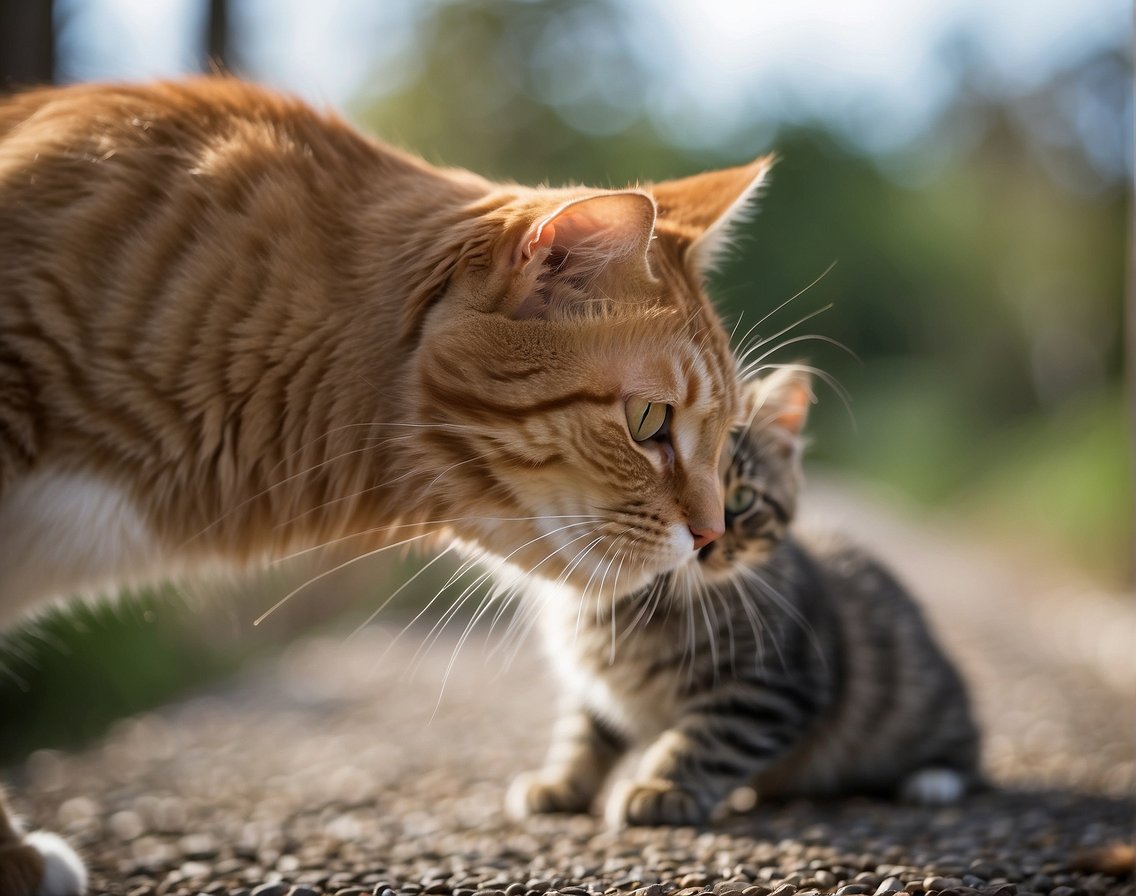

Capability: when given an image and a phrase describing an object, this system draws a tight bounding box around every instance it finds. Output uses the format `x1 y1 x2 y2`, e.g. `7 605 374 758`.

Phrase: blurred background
0 0 1131 761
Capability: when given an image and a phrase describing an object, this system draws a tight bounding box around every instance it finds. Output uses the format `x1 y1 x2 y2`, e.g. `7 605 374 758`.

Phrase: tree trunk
0 0 55 91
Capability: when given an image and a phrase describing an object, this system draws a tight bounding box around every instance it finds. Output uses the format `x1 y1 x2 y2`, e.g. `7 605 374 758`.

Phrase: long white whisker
253 529 439 626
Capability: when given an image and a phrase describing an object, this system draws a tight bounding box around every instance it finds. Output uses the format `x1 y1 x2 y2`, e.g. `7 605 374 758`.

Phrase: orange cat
0 78 770 894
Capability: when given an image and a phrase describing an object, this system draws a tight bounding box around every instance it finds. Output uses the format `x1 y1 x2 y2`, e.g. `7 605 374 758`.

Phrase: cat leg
0 787 86 896
604 728 722 827
507 708 627 818
605 705 801 827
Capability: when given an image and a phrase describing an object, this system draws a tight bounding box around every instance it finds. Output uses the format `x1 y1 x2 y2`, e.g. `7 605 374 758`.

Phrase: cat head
408 157 775 597
695 366 813 585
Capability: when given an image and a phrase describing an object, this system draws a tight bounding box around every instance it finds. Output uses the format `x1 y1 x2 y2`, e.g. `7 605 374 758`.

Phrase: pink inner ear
775 384 811 435
522 221 557 260
517 192 656 272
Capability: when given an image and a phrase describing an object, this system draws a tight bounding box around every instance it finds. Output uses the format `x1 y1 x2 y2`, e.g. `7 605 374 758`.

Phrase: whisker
271 512 597 565
181 420 481 549
345 544 458 641
252 528 439 626
732 260 839 361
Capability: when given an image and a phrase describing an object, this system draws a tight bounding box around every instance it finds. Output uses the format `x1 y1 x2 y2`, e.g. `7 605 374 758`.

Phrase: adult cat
0 78 768 894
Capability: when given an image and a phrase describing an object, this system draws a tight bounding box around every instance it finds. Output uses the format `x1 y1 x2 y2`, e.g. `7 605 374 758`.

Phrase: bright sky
55 0 1130 150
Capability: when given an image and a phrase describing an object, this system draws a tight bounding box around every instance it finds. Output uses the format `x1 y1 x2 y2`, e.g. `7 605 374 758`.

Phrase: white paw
26 831 87 896
506 770 593 819
900 767 966 806
604 778 709 828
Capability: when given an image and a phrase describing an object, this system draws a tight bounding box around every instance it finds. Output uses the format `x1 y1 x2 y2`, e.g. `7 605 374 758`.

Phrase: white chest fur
534 583 681 740
0 469 164 625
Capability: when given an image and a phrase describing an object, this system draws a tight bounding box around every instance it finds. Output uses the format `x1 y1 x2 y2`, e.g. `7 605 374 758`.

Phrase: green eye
626 398 670 442
725 485 757 515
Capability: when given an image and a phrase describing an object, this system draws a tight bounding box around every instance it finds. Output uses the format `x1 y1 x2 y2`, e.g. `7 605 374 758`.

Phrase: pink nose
689 523 724 551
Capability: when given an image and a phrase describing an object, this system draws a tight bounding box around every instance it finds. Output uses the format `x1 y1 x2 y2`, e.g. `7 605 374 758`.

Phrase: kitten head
409 158 775 597
695 366 813 585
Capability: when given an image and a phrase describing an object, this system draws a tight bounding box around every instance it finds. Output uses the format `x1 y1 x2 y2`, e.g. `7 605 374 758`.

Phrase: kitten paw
899 767 967 806
605 778 709 828
0 831 86 896
506 771 594 819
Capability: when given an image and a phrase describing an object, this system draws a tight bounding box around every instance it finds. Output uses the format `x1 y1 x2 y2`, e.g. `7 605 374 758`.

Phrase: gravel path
5 481 1134 896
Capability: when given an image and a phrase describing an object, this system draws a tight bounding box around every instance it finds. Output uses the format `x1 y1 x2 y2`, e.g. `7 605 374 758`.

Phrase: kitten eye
625 398 670 442
725 485 757 515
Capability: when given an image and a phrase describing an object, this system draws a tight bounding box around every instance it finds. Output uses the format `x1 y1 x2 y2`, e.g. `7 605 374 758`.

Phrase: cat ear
744 367 813 437
650 155 775 277
509 191 657 320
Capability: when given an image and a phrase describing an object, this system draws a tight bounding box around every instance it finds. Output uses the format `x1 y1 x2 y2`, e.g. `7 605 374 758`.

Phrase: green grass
958 393 1132 586
809 370 1132 587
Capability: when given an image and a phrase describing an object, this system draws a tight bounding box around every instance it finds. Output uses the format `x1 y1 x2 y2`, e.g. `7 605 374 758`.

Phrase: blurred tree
204 0 238 74
0 0 54 90
358 0 691 186
360 0 1129 581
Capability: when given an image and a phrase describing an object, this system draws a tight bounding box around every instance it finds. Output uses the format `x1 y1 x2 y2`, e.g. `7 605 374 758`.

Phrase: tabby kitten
510 368 982 827
0 78 765 893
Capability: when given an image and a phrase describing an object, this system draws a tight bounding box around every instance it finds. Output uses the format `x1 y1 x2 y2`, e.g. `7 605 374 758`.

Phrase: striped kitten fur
0 77 767 894
511 368 982 827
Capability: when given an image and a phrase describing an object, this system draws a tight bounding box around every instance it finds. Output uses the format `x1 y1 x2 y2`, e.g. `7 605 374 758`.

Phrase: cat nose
689 523 724 551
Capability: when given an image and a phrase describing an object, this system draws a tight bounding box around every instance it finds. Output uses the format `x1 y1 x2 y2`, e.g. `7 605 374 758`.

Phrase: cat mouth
697 541 716 562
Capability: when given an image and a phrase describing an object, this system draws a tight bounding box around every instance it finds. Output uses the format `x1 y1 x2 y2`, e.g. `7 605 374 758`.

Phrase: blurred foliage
1 0 1131 758
357 0 1130 580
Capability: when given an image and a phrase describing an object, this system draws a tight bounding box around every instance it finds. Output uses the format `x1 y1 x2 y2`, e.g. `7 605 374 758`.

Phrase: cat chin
456 522 697 602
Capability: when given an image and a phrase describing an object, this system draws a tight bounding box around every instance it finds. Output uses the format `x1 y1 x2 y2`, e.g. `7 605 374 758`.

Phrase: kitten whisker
736 565 827 672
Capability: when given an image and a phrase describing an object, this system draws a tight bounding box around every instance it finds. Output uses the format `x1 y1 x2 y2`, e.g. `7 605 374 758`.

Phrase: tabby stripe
687 692 806 727
705 721 798 759
685 755 749 780
423 372 617 422
485 364 546 382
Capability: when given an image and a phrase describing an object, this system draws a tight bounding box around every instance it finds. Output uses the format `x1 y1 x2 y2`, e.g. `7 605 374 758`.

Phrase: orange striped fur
0 76 776 894
0 78 773 620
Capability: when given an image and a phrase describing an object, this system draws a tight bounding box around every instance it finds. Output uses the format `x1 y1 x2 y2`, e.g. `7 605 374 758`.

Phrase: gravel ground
5 481 1134 896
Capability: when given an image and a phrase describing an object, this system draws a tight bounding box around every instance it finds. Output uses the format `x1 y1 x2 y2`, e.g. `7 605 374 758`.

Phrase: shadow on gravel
713 787 1134 885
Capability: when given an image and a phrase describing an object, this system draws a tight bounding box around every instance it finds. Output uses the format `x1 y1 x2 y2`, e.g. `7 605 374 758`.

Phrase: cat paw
604 778 709 828
506 771 594 818
899 767 967 806
0 831 86 896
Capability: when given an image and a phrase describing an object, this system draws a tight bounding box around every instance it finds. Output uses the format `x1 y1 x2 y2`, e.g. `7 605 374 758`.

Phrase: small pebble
250 886 287 896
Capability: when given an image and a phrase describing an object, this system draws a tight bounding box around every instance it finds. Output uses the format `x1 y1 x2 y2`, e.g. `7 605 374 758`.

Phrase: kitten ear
744 367 813 437
650 155 775 277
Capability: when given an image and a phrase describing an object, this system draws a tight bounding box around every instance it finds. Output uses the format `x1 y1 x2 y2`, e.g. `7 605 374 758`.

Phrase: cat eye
725 485 757 515
625 398 671 442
